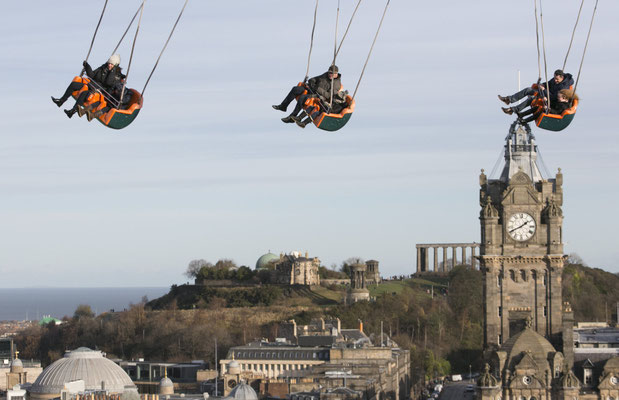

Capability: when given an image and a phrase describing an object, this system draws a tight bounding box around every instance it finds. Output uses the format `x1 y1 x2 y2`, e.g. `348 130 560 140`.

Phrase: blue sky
1 1 618 287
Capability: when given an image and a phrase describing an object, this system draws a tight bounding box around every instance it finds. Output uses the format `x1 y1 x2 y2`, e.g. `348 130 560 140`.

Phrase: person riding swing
517 89 578 124
497 69 574 116
272 65 344 126
51 54 125 118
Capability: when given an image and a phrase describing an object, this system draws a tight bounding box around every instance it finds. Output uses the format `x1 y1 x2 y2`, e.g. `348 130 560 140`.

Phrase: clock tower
479 122 565 352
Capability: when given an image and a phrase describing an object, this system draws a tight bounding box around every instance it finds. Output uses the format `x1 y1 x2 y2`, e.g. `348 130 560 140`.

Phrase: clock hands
509 220 532 233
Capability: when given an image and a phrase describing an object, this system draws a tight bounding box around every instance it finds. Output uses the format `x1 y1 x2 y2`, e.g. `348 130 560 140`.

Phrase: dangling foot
272 104 286 112
498 95 510 105
64 108 77 119
281 116 295 123
501 107 513 115
299 117 312 128
51 96 64 107
77 107 86 118
87 110 104 122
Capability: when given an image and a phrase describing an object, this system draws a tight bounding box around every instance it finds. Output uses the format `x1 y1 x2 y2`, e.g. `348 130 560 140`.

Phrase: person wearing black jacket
517 89 578 123
272 65 343 124
51 54 125 118
291 89 349 128
498 69 574 115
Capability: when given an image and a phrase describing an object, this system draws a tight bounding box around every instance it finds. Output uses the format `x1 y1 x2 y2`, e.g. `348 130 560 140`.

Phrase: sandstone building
220 319 410 400
476 123 619 400
273 251 320 286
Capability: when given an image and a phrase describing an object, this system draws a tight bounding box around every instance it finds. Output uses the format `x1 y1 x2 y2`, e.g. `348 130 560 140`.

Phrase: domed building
29 347 136 400
255 252 279 270
159 370 174 396
6 353 27 388
225 382 258 400
480 321 564 400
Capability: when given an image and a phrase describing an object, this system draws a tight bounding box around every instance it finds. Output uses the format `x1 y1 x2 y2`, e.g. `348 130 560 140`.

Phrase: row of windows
497 270 548 286
497 306 547 318
233 351 326 360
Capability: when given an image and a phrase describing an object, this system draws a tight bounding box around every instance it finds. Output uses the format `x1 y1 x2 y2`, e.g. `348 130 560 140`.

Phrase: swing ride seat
69 76 143 130
534 97 578 132
529 94 578 132
98 88 143 130
308 94 355 132
295 82 355 132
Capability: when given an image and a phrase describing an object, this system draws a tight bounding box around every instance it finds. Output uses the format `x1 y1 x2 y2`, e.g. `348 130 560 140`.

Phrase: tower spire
500 122 543 183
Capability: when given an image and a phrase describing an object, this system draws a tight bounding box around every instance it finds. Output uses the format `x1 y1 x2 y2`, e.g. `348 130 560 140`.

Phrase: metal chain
304 0 319 83
352 0 390 100
81 0 109 76
329 0 340 112
563 0 585 71
141 0 190 96
120 0 146 107
572 0 599 106
539 0 550 113
112 3 144 55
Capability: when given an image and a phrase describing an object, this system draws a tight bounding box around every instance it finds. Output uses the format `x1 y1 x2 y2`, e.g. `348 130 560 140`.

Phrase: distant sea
0 287 169 321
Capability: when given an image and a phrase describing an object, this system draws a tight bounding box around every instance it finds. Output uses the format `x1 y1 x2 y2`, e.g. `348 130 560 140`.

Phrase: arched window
531 270 537 281
510 270 516 281
520 269 527 281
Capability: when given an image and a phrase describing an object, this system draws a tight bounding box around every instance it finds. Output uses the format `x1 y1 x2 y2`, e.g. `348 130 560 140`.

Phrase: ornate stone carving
543 198 563 218
560 362 581 388
510 170 533 186
478 363 499 387
481 196 499 218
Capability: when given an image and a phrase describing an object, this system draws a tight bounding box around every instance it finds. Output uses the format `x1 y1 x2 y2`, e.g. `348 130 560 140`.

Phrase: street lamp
469 364 472 383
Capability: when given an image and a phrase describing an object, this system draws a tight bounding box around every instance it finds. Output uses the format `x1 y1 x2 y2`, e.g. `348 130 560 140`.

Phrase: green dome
39 316 62 326
256 252 279 270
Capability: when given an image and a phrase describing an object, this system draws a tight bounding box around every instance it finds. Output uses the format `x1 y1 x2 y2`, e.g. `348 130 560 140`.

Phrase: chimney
358 319 363 333
305 251 309 258
291 319 297 338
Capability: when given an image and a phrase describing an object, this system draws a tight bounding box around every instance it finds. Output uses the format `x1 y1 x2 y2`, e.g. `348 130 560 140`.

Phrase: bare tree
185 259 213 279
215 259 238 270
567 253 586 266
340 257 365 277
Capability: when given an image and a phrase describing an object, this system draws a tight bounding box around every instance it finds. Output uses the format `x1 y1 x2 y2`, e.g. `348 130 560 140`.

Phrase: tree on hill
185 259 213 279
215 259 238 270
73 304 95 320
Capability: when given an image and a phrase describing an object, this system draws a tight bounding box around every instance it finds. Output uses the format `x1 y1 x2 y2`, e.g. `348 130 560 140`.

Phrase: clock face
611 375 618 385
507 212 536 241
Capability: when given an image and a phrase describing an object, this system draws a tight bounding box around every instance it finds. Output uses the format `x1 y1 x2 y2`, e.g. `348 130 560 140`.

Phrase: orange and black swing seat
69 76 143 130
295 82 355 132
530 95 578 132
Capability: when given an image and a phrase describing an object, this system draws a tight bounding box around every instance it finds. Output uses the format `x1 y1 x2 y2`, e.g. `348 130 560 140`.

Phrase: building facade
477 122 619 400
273 252 320 286
364 260 381 284
479 123 565 352
220 319 410 400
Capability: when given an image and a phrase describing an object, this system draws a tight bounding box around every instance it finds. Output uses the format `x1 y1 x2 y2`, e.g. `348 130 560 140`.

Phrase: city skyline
1 1 618 288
